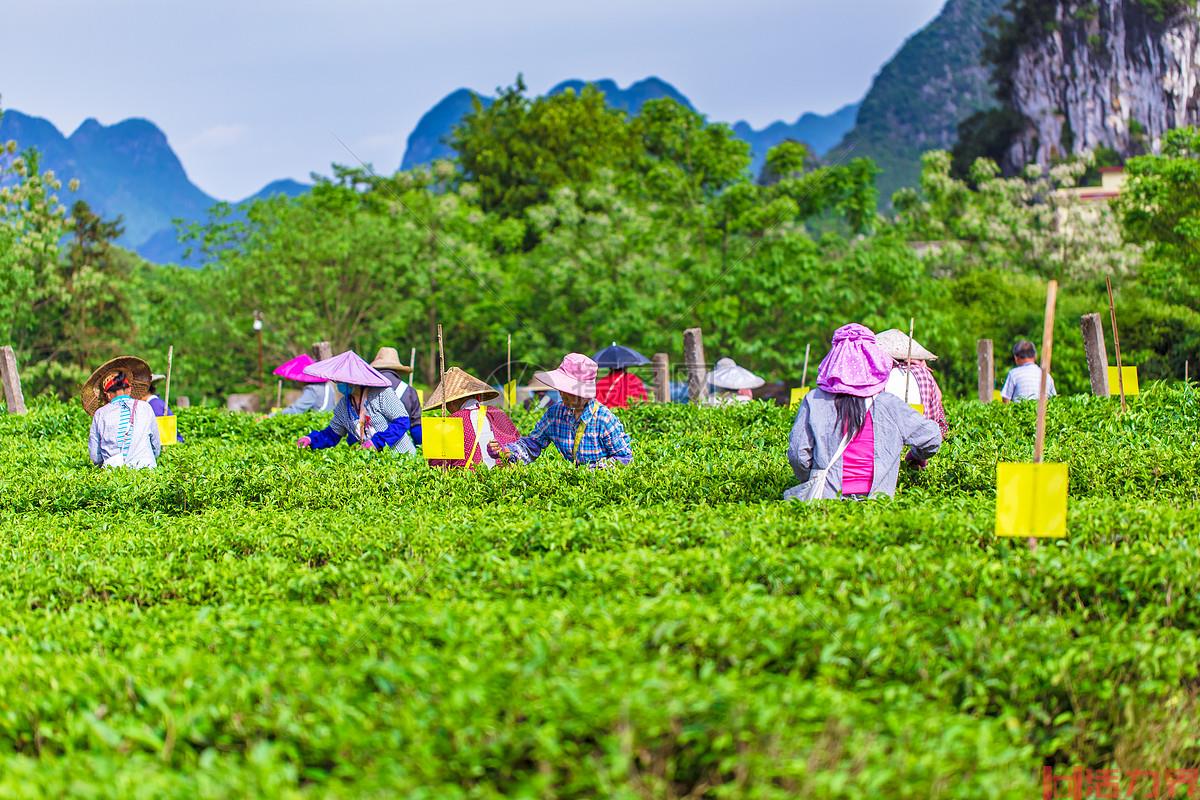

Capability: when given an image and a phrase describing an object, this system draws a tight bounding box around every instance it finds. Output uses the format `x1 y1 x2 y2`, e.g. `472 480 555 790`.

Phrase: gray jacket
786 388 941 499
279 382 338 415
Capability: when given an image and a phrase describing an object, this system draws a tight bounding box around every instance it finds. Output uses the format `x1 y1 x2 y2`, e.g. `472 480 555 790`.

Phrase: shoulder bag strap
823 396 874 471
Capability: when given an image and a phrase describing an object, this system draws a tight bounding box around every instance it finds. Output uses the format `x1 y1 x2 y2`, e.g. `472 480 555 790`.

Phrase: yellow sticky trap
911 403 925 414
1107 366 1139 396
416 388 424 404
422 416 465 460
995 462 1068 538
993 389 1002 402
790 387 810 409
504 380 517 408
156 415 178 445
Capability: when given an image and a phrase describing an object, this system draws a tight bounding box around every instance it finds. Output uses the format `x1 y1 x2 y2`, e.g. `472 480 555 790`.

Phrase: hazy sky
1 0 944 200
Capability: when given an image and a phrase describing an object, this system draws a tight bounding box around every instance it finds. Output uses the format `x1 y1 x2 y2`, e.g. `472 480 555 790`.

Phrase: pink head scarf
816 323 892 397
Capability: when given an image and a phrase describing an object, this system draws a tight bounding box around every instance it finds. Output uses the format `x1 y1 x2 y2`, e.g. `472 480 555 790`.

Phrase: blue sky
0 0 945 200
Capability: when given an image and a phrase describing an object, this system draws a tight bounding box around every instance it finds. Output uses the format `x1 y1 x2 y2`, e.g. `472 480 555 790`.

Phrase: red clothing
906 361 948 437
595 370 648 409
427 405 520 469
840 411 875 494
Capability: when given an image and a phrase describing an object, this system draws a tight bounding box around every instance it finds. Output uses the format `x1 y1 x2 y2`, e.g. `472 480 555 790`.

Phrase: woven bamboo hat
423 367 498 411
81 356 152 416
875 329 938 361
371 347 412 373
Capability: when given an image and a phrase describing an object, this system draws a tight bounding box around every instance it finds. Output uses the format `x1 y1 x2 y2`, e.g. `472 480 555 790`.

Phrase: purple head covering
816 323 892 397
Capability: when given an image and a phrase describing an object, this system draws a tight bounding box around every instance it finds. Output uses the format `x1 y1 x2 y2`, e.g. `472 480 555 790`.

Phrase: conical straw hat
370 346 412 373
303 350 390 387
81 356 152 416
875 329 938 361
423 367 499 411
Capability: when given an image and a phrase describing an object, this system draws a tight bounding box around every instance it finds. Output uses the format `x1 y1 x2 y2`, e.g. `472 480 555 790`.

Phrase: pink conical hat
273 354 325 383
303 350 390 387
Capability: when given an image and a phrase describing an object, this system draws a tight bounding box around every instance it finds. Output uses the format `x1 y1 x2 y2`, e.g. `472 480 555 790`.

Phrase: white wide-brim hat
710 357 765 390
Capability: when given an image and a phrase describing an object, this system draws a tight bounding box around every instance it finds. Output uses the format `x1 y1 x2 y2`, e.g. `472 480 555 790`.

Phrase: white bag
784 397 873 502
102 453 127 468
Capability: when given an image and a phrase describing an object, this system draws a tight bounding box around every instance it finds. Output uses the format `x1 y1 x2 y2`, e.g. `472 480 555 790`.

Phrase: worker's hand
487 441 505 460
361 439 376 451
296 436 311 449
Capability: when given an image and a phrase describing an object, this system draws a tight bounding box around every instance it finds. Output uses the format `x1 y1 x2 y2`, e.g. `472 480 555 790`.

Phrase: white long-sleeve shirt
88 396 162 468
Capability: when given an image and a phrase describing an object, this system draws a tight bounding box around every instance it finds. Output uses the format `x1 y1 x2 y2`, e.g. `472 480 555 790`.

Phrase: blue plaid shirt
510 400 632 466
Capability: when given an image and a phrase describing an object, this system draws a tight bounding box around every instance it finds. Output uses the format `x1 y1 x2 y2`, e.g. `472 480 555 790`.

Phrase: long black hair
834 394 868 439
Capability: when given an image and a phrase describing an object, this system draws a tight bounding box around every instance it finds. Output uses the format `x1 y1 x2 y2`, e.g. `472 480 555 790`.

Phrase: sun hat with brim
273 354 326 384
370 346 412 374
875 329 938 361
710 357 765 390
816 323 892 398
534 353 598 399
150 373 167 383
81 356 152 416
423 367 499 411
593 342 649 369
303 351 390 387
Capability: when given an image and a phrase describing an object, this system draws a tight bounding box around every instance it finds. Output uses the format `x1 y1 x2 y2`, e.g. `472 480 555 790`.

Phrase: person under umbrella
145 372 184 442
708 357 765 405
271 354 339 415
82 356 161 469
876 329 949 439
370 346 422 446
296 351 417 454
593 342 649 409
785 324 941 501
424 367 520 469
490 353 632 468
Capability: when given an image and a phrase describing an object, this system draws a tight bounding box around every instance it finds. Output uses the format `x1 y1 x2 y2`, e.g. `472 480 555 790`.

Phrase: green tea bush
0 385 1197 797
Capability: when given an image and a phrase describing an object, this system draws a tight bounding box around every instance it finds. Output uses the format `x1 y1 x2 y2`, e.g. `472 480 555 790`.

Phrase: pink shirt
840 411 874 495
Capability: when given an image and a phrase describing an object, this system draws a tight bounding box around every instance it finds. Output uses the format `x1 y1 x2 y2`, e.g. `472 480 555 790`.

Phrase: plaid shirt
902 361 949 437
510 400 633 466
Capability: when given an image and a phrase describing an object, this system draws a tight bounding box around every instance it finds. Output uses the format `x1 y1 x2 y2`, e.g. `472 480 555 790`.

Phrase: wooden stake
977 340 994 403
409 347 416 373
652 353 670 402
0 346 27 415
164 345 174 409
1080 313 1109 397
903 317 916 403
801 343 811 386
506 332 512 409
1034 281 1058 464
683 327 708 405
1106 276 1126 413
276 379 282 409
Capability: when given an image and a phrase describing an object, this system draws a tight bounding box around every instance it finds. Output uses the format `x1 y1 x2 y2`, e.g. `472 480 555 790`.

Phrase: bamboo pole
409 347 416 373
163 345 174 410
801 343 811 386
1034 281 1058 464
1029 280 1058 551
903 317 915 403
506 333 512 409
276 379 282 409
438 323 447 416
1106 276 1126 413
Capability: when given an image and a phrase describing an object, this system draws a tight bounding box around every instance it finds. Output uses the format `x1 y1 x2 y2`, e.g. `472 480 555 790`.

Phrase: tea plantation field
0 388 1198 798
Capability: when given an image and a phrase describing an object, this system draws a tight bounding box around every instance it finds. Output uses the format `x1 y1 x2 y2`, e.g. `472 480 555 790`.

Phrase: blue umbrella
593 342 650 369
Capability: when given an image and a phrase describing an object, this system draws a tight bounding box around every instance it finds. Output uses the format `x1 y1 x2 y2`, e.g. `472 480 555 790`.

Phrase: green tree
452 78 637 224
1117 127 1200 306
